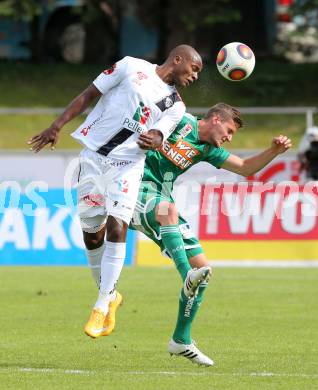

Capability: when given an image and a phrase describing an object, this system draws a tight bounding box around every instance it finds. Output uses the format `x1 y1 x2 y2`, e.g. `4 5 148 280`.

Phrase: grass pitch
0 266 317 390
1 113 307 151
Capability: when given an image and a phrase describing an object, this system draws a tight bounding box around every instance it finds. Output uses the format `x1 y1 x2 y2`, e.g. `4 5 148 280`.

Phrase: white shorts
77 148 144 227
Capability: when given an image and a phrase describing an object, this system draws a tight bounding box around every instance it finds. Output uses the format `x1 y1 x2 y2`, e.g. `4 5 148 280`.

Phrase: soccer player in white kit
28 45 203 338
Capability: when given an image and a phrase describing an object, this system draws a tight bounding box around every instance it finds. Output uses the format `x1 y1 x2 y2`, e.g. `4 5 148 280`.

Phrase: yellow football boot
84 308 106 338
100 291 123 336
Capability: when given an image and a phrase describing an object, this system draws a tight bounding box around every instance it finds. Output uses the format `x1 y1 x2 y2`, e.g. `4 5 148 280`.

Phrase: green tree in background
80 0 119 63
0 0 241 63
0 0 54 60
0 0 118 63
136 0 241 60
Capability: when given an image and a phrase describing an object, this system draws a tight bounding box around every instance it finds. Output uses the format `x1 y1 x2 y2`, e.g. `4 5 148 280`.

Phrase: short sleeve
204 146 230 168
93 56 129 94
152 101 185 141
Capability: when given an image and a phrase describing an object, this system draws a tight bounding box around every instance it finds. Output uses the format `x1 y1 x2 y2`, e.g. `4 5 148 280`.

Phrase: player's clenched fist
271 135 292 154
137 130 163 150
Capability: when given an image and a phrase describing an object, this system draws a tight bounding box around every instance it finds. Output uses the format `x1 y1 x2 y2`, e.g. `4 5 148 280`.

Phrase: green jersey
143 113 230 186
130 112 230 252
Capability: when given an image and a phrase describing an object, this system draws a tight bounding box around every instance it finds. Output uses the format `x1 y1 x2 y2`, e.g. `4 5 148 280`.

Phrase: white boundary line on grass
209 260 318 268
0 367 318 378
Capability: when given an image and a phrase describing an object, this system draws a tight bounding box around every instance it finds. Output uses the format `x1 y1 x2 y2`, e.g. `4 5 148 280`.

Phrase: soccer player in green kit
88 103 292 366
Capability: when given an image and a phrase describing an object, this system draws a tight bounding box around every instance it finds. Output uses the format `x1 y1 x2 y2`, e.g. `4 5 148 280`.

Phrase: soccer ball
216 42 255 81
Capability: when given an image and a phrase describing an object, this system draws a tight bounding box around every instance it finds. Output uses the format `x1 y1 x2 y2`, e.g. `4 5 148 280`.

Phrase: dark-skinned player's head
162 45 203 87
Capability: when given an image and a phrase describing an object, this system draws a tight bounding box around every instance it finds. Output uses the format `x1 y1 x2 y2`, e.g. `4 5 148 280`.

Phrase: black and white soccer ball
216 42 255 81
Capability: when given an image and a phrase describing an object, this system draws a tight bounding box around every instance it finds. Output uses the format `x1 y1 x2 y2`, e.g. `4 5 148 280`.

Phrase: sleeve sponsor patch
156 92 182 112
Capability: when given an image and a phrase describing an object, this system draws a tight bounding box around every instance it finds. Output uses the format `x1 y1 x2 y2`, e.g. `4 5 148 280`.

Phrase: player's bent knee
80 215 106 249
189 254 211 272
83 230 105 250
106 216 128 242
155 201 178 225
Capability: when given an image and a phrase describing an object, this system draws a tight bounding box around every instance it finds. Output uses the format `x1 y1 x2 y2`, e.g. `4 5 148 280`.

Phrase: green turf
0 115 83 150
0 266 317 390
221 114 307 150
1 113 308 150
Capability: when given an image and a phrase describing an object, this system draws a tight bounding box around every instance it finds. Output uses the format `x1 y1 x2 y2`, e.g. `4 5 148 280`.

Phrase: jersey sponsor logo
103 63 116 75
82 194 104 207
112 199 132 211
132 71 148 85
122 117 144 133
107 159 133 167
137 71 148 80
178 123 193 139
133 101 151 125
156 92 182 112
122 102 150 133
165 96 173 108
118 179 129 193
160 139 200 170
80 115 102 136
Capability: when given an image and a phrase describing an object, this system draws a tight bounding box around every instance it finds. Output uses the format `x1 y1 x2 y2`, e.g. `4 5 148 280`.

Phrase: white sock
86 243 105 286
94 241 126 314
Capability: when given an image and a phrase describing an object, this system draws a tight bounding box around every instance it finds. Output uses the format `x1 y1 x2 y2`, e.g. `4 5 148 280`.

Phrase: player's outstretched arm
28 84 101 153
221 135 292 177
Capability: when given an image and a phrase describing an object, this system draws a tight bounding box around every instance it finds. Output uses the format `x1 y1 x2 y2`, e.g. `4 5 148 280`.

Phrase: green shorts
130 181 203 260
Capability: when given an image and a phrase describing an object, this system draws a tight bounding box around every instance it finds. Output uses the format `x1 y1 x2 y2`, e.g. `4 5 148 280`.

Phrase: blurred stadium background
1 1 318 389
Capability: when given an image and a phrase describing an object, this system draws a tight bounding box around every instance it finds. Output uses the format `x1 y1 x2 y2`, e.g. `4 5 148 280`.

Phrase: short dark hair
205 103 243 128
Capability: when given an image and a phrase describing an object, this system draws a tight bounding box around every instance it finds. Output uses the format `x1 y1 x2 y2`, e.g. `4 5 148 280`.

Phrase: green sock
160 225 191 281
172 283 208 345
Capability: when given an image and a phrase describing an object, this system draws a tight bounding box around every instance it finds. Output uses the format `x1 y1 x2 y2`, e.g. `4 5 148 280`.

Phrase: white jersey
71 56 185 162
